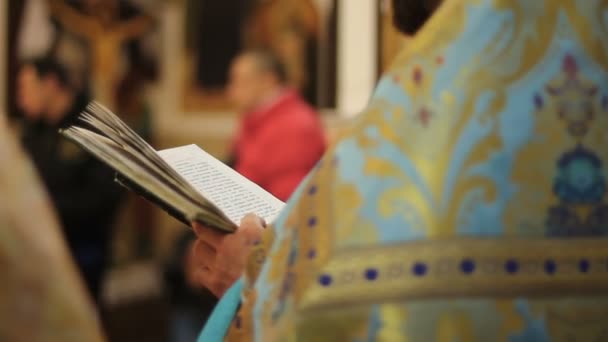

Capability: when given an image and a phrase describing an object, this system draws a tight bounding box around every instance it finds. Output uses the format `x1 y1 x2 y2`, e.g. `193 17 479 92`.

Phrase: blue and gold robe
202 0 608 340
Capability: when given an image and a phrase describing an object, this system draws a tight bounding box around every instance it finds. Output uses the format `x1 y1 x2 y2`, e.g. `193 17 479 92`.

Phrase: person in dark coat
16 57 125 305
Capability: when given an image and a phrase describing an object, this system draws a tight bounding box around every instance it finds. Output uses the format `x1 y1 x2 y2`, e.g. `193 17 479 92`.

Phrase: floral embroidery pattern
545 55 608 237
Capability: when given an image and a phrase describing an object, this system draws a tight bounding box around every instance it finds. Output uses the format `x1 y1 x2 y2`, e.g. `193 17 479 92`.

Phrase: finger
206 281 224 298
193 266 219 297
192 239 216 269
207 274 232 298
241 213 266 228
193 266 213 291
238 218 265 245
192 222 224 247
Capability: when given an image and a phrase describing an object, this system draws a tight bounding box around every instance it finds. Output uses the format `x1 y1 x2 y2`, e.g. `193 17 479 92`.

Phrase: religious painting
48 0 159 126
182 0 251 112
377 0 408 75
182 0 337 112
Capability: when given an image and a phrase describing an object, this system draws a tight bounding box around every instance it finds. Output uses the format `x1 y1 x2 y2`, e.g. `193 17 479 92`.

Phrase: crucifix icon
48 0 154 110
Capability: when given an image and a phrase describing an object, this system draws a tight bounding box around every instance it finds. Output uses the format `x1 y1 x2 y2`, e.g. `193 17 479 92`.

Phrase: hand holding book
191 214 266 297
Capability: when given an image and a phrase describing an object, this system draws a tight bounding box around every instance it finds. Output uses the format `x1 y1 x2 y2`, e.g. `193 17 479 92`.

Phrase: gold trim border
300 238 608 312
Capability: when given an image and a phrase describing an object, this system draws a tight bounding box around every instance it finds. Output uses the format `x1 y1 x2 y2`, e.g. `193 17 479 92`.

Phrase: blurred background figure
227 50 326 201
16 57 125 305
164 232 217 342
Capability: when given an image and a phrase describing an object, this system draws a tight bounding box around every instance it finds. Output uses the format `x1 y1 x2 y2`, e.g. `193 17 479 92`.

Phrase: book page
159 145 285 224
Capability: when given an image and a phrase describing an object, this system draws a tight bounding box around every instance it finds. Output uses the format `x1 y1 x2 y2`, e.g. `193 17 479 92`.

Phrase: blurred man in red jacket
227 50 326 201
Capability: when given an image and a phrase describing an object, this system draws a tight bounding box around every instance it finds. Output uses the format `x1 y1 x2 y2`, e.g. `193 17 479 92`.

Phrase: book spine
114 173 191 227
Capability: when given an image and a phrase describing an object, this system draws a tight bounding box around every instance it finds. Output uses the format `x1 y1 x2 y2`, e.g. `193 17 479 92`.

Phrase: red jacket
233 90 326 201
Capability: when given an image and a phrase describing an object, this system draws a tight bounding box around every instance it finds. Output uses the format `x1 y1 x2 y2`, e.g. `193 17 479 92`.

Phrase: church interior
0 0 407 341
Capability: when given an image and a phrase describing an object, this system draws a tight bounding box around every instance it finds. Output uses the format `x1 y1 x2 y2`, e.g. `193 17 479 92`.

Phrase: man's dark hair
392 0 442 35
245 49 289 85
21 57 71 89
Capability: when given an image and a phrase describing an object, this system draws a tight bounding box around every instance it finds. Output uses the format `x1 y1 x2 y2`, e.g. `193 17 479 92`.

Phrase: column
337 0 377 118
157 1 183 127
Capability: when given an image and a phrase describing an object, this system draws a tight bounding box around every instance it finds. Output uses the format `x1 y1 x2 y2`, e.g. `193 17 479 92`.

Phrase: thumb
239 214 265 244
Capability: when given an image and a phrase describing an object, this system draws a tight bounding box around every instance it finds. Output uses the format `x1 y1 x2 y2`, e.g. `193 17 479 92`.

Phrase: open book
60 102 284 233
